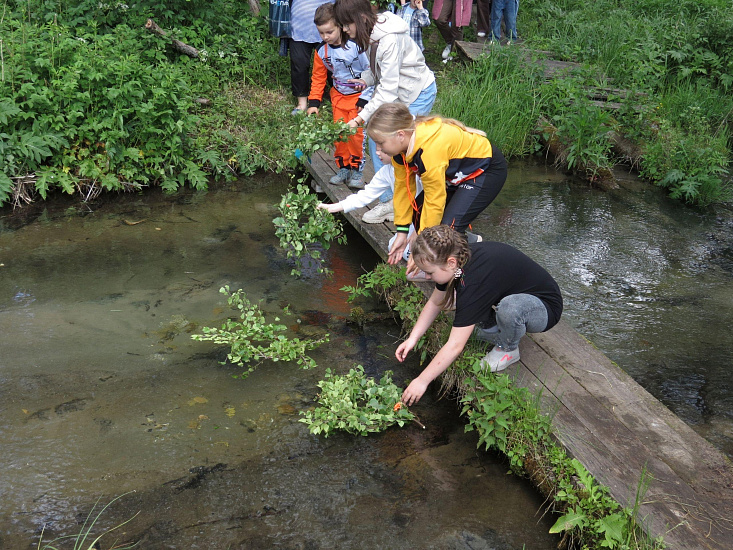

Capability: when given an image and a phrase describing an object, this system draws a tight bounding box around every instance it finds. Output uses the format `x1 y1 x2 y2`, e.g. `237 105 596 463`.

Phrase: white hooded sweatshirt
358 11 436 123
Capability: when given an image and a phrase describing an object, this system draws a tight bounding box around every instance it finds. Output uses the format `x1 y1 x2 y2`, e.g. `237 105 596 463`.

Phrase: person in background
476 0 492 40
396 225 563 405
307 3 373 189
431 0 472 61
365 102 507 268
491 0 518 44
290 0 334 115
396 0 430 52
333 0 436 224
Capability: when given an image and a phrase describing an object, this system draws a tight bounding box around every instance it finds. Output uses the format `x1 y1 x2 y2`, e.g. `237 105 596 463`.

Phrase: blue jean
490 0 518 42
371 81 437 203
473 293 548 351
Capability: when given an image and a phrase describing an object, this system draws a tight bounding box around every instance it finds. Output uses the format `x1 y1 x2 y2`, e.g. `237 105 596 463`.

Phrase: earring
454 267 463 279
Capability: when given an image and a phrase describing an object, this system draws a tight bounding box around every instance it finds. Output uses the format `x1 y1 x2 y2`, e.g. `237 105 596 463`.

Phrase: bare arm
401 324 474 406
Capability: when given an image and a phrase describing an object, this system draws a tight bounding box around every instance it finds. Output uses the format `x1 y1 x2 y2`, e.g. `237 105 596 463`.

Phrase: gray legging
472 293 548 351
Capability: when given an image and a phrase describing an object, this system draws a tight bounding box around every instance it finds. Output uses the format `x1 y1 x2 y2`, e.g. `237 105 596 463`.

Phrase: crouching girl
396 225 563 406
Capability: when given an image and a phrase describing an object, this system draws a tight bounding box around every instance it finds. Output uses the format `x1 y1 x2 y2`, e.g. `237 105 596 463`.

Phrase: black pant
413 146 508 233
289 40 317 98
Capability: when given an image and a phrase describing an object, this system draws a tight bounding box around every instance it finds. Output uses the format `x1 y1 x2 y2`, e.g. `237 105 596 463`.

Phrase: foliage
437 48 546 158
37 492 138 550
299 365 415 437
192 286 328 378
450 0 732 204
273 184 347 277
542 78 616 178
639 104 730 205
0 0 289 206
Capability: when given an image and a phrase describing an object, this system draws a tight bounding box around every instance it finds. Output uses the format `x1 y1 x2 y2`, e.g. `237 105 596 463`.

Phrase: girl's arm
413 5 431 27
318 165 394 213
401 323 474 405
396 287 446 361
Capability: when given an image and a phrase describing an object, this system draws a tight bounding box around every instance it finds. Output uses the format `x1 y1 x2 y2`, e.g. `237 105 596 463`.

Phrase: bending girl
366 102 507 266
396 225 563 406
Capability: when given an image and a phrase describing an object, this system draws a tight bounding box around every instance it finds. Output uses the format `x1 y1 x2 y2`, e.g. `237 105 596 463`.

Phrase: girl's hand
388 232 408 265
405 256 420 277
306 106 319 115
402 377 428 406
347 118 360 129
317 202 343 213
395 337 416 362
348 78 367 91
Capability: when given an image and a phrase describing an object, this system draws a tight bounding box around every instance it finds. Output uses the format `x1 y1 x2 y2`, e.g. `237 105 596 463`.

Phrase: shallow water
470 159 733 457
0 176 557 548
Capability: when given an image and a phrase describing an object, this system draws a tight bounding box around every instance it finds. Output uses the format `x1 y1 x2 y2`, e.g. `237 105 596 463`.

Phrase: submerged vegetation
192 286 328 378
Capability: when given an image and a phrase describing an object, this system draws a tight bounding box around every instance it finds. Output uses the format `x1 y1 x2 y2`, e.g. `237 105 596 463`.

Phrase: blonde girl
397 226 563 405
366 103 507 267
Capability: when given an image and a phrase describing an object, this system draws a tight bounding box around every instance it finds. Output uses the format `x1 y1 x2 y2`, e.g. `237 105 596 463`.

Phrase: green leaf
549 509 588 534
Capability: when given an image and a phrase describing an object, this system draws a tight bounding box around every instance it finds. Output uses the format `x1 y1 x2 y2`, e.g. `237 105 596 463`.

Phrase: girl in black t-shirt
396 225 563 406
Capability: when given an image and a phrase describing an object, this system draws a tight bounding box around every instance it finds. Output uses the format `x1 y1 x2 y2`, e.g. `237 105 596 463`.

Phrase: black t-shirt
437 242 563 330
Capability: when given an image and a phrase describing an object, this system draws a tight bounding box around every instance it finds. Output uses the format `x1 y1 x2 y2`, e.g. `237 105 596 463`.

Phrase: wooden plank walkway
305 150 733 550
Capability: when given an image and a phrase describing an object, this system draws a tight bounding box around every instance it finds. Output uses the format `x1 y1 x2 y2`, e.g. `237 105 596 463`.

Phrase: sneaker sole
362 215 394 224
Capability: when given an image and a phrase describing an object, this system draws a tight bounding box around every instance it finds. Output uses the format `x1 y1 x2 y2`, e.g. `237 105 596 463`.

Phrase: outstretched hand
402 377 428 406
317 202 343 213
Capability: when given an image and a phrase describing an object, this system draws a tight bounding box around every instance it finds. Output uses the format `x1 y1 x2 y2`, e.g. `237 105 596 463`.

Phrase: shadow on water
0 175 557 548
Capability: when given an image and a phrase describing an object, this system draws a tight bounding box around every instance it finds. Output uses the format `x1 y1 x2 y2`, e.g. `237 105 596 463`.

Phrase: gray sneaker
329 167 351 185
347 171 364 189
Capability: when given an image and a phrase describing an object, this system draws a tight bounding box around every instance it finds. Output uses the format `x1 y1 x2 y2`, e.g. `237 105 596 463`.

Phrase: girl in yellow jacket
366 102 507 267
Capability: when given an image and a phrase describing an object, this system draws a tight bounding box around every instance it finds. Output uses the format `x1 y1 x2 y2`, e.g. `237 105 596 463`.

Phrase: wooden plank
515 336 733 549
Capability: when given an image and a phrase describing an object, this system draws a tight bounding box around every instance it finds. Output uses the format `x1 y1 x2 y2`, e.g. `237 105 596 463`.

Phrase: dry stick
144 18 199 58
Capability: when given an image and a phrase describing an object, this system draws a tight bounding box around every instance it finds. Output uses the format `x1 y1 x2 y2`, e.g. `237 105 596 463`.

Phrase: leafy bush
0 0 289 206
273 184 347 277
299 365 416 437
192 286 328 378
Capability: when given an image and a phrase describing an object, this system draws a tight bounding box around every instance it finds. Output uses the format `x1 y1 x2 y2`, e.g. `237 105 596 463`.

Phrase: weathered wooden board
303 150 733 550
455 40 585 78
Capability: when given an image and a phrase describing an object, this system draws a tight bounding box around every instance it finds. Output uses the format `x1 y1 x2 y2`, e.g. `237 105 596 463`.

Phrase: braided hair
411 225 471 309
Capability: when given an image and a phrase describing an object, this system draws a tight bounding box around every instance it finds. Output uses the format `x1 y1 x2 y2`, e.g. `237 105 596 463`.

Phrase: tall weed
437 48 545 157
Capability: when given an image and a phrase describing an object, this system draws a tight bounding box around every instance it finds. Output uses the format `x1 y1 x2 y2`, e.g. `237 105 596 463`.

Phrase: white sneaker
441 43 452 60
362 201 394 224
480 346 520 372
477 31 486 38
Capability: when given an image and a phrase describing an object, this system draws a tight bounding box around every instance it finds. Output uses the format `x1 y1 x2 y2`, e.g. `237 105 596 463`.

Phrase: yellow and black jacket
392 117 494 232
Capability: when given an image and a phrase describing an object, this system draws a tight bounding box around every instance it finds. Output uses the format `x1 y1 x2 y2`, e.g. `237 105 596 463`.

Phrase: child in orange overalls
306 3 373 189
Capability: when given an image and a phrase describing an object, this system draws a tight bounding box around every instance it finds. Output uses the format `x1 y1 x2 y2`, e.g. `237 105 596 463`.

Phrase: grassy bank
2 0 730 207
0 0 296 207
435 0 732 204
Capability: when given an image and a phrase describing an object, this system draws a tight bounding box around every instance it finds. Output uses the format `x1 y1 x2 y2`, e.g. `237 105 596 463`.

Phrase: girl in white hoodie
333 0 437 223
